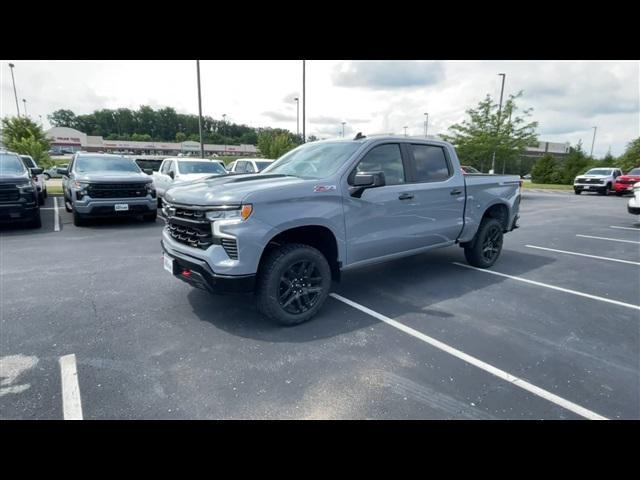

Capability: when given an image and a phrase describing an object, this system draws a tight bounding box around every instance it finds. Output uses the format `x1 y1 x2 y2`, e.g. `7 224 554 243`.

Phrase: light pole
196 60 205 158
490 73 506 173
590 126 597 158
341 121 346 137
8 63 20 116
222 114 227 155
403 126 408 137
294 97 299 137
38 115 43 127
424 112 429 137
22 99 28 117
302 60 306 142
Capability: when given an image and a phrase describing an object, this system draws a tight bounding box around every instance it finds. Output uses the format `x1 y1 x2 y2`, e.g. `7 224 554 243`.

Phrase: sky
1 60 638 157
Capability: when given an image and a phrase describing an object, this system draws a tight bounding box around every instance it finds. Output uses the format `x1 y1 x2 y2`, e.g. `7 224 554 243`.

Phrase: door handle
398 193 414 200
450 189 463 195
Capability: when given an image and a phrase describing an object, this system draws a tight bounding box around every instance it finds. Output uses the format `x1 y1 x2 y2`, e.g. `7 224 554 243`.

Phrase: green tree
1 116 52 166
175 132 187 142
48 109 77 128
531 154 558 184
617 137 640 173
257 130 296 158
307 135 319 142
559 143 591 184
442 91 538 174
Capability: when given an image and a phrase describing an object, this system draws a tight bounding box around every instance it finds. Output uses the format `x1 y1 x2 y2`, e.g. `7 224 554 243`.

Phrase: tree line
47 106 302 147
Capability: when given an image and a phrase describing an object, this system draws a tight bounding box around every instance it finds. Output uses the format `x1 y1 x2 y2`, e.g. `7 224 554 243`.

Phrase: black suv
0 151 42 228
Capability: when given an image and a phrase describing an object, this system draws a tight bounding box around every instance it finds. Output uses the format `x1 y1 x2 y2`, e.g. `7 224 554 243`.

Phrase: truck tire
464 218 504 268
574 190 581 195
256 243 332 326
73 208 86 227
143 211 157 222
599 183 611 195
29 210 42 229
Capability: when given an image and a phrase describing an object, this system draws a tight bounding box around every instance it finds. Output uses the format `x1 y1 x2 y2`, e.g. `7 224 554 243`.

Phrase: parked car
628 182 640 215
161 135 521 326
460 165 481 174
522 173 532 180
44 164 67 179
614 168 640 196
19 155 47 204
573 167 623 195
152 158 228 206
226 158 274 174
60 153 157 226
0 151 42 228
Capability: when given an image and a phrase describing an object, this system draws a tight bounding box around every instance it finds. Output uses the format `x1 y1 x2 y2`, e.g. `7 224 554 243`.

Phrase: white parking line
53 197 60 232
525 244 640 266
576 234 640 245
330 293 608 420
609 226 640 231
59 354 83 420
452 262 640 311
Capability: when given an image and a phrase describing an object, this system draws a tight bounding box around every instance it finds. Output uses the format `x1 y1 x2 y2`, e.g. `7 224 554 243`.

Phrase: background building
45 127 258 156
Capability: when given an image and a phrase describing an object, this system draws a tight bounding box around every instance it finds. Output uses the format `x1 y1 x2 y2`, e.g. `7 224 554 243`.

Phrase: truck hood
165 174 307 205
75 171 152 183
0 174 30 184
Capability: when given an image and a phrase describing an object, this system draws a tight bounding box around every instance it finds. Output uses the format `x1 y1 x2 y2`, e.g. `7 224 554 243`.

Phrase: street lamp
22 99 28 117
294 97 300 137
196 60 205 158
341 121 346 137
403 126 408 137
8 63 20 116
490 73 506 173
590 126 597 158
424 112 429 137
222 114 227 155
302 60 306 142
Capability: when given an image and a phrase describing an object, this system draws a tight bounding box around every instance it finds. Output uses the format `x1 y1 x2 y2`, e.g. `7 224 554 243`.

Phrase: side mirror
168 171 175 179
30 167 44 176
56 167 69 176
352 172 386 187
143 168 153 175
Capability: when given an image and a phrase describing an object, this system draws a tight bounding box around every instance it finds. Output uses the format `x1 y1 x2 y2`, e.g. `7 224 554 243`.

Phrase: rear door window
409 144 452 182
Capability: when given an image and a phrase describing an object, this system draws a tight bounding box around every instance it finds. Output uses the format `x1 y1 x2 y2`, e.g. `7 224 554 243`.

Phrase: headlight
17 182 35 193
205 204 253 221
146 183 156 198
74 181 90 189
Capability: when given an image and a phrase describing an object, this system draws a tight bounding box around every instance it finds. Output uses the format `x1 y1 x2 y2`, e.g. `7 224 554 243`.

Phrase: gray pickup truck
60 153 157 226
161 135 521 325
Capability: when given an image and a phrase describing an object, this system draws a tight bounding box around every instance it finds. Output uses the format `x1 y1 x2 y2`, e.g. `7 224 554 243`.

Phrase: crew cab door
343 143 430 265
403 143 465 244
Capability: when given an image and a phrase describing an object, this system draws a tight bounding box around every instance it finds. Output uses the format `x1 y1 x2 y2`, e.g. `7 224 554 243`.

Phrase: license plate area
114 203 129 211
163 253 174 274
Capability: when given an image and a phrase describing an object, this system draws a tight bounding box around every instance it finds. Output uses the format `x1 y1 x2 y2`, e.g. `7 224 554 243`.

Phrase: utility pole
22 99 28 117
294 97 299 137
196 60 205 158
8 63 20 116
404 126 408 136
302 60 306 142
341 122 346 137
424 112 429 137
490 73 506 173
590 126 597 158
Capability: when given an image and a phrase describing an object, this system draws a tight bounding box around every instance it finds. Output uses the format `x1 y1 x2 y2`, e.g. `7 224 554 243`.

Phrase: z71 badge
313 185 337 193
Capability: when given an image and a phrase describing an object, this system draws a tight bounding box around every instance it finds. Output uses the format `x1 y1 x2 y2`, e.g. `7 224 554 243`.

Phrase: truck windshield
0 153 27 175
75 156 141 173
585 169 612 176
628 168 640 175
179 161 227 175
262 142 361 179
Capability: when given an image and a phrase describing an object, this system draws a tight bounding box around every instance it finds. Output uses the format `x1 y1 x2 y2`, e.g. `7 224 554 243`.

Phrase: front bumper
0 201 39 223
161 239 255 293
574 183 607 192
615 183 636 193
74 197 157 216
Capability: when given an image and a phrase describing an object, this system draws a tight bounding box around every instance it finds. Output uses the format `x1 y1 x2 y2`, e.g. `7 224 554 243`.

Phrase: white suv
574 167 622 195
227 158 274 174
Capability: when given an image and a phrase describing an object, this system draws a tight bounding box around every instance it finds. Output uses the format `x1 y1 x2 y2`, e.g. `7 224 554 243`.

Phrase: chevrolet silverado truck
573 167 622 195
161 135 521 325
59 153 157 226
0 150 42 228
153 157 228 207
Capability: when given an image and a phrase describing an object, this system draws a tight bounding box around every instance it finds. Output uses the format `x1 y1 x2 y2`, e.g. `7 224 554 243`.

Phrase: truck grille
220 238 238 259
577 178 603 184
166 219 214 250
87 183 148 198
0 185 20 203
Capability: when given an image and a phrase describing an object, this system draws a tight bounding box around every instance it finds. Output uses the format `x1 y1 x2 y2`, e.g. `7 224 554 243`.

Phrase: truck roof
314 134 452 148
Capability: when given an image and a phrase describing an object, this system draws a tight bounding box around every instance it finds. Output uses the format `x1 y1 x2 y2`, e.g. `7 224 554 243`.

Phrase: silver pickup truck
161 135 521 325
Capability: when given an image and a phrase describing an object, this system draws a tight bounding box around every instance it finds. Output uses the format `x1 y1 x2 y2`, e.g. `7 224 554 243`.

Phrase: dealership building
45 127 258 156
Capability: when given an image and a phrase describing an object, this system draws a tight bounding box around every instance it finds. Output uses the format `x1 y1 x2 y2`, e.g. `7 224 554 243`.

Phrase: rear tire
29 210 42 229
256 243 332 326
464 218 504 268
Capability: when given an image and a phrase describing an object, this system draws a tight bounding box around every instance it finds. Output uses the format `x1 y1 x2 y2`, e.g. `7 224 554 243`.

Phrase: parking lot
1 189 638 419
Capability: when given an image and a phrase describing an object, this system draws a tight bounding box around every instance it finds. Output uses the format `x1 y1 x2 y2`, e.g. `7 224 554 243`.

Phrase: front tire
73 207 86 227
143 211 157 222
29 210 42 229
574 189 581 195
256 243 332 326
464 218 504 268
